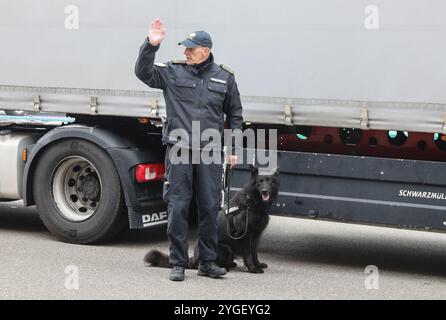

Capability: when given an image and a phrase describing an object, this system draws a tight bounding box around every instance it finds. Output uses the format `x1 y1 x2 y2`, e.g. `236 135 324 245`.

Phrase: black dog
144 165 280 273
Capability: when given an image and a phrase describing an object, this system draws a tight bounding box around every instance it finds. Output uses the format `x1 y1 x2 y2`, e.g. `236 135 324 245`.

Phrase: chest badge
210 77 227 85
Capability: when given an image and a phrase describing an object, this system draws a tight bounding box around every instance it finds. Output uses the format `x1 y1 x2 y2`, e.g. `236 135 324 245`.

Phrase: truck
1 0 446 244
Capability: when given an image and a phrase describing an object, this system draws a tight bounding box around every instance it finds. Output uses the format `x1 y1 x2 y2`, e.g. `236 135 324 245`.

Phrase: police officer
135 18 243 281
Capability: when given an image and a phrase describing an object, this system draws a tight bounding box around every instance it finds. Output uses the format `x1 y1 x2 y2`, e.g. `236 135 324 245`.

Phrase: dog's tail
143 249 199 269
144 249 171 268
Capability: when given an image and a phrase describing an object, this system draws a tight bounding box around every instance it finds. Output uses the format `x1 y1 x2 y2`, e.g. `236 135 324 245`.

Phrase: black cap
178 31 213 49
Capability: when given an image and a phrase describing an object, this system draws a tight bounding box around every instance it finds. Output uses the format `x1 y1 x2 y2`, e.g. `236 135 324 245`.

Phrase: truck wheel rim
51 156 102 222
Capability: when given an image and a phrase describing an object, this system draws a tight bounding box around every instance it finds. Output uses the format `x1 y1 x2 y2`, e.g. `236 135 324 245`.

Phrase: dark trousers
163 146 223 267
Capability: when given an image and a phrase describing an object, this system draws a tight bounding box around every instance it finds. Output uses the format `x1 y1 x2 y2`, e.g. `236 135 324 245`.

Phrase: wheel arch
23 125 143 207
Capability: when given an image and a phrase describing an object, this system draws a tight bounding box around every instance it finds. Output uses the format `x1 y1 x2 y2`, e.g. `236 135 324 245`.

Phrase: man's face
184 46 211 65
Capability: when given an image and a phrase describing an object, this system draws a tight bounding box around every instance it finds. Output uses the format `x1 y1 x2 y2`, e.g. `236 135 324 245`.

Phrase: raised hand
148 18 166 46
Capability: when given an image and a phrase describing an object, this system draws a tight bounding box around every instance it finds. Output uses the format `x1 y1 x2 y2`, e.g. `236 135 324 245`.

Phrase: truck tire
33 139 128 244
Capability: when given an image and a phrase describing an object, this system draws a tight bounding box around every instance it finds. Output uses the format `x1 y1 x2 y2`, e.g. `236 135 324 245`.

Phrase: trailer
2 0 446 243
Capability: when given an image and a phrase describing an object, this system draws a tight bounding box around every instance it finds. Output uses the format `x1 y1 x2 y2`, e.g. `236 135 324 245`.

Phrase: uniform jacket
135 39 243 151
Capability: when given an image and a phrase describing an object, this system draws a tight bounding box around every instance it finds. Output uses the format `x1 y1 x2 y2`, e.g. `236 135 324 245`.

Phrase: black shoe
169 266 185 281
197 261 227 278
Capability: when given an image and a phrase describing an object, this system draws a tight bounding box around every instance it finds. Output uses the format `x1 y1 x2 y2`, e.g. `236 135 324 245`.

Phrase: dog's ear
249 164 259 177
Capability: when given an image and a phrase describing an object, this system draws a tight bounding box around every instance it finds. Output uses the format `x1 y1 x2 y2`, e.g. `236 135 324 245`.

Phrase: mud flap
128 204 168 229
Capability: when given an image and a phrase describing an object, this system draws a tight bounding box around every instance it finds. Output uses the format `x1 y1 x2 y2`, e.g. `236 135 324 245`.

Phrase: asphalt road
1 200 446 300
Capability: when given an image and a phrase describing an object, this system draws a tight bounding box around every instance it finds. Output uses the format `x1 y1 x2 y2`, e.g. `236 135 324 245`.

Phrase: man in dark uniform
135 18 243 281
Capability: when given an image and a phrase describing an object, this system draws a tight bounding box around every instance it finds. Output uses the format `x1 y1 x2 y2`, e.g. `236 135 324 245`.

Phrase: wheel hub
81 174 100 201
51 157 102 222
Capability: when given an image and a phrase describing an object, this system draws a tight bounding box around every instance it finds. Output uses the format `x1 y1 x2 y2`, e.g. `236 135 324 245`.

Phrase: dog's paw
248 267 264 274
257 262 268 269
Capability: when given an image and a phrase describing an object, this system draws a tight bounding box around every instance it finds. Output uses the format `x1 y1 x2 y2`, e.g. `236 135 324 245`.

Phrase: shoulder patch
171 59 186 64
220 64 234 75
155 62 167 67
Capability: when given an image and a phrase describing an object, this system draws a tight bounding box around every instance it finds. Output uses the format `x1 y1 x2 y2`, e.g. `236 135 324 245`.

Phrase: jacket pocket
207 82 227 106
174 78 198 102
208 82 227 94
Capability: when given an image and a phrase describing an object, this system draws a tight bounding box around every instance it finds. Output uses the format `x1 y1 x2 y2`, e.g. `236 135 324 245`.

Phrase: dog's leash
225 166 249 240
